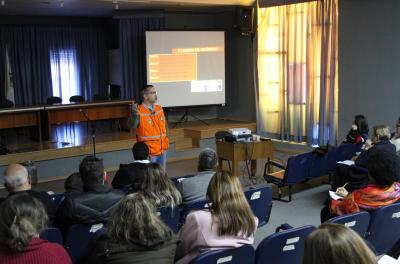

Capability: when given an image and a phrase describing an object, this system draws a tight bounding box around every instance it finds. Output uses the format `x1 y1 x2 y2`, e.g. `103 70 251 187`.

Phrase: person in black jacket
56 156 124 232
1 164 56 226
332 125 396 192
112 142 150 191
86 193 177 264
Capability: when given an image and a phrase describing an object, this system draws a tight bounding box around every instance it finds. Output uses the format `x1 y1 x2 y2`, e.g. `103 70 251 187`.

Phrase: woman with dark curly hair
0 193 71 264
322 149 400 221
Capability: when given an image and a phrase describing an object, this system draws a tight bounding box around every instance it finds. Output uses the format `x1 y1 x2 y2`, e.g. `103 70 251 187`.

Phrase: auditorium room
0 0 400 263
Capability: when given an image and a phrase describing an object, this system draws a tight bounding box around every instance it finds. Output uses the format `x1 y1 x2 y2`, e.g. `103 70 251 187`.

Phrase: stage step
175 137 194 152
169 127 185 143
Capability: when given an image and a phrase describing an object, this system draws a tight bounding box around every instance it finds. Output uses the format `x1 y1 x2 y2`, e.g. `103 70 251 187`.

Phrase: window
50 49 80 104
257 1 338 144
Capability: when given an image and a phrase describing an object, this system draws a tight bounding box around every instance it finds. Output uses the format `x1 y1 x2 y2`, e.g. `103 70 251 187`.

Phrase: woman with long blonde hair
87 193 177 264
175 172 257 264
136 163 181 207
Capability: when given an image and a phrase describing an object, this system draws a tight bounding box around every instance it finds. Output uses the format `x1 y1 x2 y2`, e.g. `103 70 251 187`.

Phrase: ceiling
0 0 255 17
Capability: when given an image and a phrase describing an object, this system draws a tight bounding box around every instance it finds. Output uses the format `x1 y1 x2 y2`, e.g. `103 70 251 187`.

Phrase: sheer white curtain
256 0 338 145
50 49 80 104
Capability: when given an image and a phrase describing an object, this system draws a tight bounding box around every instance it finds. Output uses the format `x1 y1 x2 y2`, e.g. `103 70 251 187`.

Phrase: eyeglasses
145 91 157 95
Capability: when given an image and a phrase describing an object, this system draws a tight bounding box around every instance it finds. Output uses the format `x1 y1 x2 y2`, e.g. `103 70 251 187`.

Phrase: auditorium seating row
264 143 362 201
44 188 400 263
187 202 400 264
51 177 273 233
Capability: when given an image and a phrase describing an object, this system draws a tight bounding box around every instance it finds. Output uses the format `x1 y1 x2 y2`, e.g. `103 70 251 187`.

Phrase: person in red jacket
0 193 72 264
129 85 169 168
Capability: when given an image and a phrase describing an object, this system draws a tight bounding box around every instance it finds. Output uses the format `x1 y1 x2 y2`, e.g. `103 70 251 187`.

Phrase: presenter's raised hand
131 102 139 115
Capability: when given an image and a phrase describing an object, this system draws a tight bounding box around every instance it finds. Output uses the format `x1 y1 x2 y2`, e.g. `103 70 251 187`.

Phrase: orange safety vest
136 104 169 156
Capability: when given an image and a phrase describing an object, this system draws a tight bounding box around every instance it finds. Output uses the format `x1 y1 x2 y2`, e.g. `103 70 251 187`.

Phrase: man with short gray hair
177 148 218 204
1 164 56 224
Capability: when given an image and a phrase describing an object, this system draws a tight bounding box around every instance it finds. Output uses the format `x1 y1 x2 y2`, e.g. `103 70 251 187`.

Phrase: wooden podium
216 139 273 177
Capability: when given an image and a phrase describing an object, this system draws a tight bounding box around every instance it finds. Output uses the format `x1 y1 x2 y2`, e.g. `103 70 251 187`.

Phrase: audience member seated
56 156 124 231
135 163 181 208
112 142 150 191
64 172 83 193
332 125 396 192
356 125 396 166
1 164 56 225
390 117 400 153
175 172 258 264
0 193 72 264
343 114 369 144
302 223 376 264
322 149 400 222
86 193 177 264
177 148 217 204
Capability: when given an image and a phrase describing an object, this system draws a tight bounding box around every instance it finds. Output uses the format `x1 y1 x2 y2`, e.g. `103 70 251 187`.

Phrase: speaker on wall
235 7 254 36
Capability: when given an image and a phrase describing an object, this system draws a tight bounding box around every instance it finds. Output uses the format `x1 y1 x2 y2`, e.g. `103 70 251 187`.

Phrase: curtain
119 14 164 101
5 26 53 106
256 0 338 145
74 27 108 100
0 29 6 104
47 26 108 102
0 25 108 106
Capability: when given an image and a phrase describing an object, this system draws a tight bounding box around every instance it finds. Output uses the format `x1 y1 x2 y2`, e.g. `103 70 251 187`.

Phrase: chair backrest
157 206 181 233
50 193 65 209
308 148 336 179
285 152 313 184
93 93 109 101
46 96 62 105
244 186 273 227
181 199 209 224
255 225 316 264
0 99 14 108
190 245 255 264
332 143 362 163
171 174 195 186
64 223 105 262
366 203 400 255
69 95 85 103
40 227 63 245
109 84 121 99
215 130 231 141
121 184 131 194
327 211 370 237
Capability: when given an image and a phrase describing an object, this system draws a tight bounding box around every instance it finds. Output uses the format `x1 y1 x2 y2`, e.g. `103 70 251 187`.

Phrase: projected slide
146 31 225 107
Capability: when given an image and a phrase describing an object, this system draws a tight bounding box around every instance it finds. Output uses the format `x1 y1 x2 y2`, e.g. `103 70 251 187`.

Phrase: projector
225 128 252 142
228 128 252 137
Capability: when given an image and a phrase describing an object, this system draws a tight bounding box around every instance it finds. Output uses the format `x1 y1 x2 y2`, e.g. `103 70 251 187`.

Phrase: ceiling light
0 1 5 6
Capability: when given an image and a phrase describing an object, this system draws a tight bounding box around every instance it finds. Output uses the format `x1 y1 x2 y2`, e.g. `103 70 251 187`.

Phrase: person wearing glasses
129 85 169 169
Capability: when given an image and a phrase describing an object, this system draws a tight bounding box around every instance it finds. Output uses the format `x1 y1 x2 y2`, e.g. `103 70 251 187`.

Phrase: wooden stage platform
0 119 256 166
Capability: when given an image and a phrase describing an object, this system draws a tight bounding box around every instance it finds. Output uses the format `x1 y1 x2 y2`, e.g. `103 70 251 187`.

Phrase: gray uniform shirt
176 171 215 204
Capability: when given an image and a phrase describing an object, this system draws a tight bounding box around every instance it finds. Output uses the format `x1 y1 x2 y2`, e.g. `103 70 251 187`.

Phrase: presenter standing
129 85 169 168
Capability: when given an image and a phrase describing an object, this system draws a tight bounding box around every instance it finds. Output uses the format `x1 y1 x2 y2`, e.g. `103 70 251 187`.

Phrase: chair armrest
267 159 285 169
275 223 293 232
263 159 285 177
